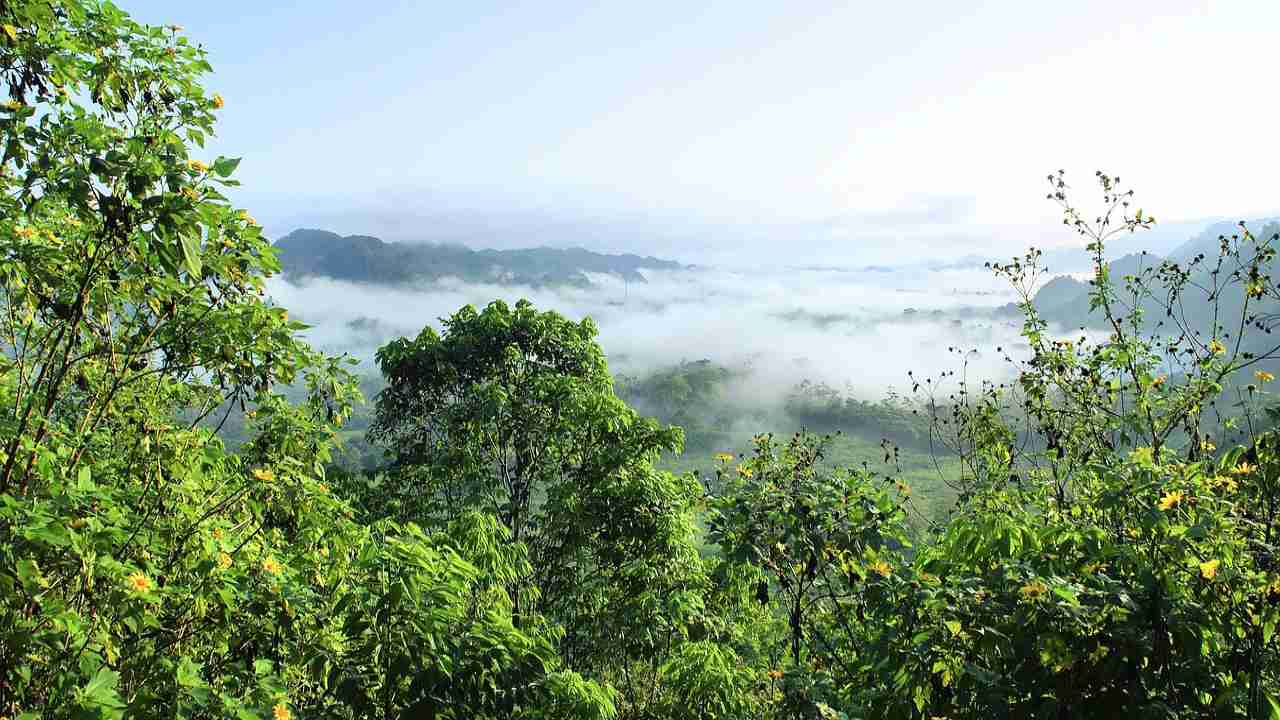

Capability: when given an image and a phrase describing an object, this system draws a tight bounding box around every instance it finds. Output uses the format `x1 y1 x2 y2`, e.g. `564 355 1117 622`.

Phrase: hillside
1024 219 1280 331
1032 251 1163 329
1018 222 1280 402
273 228 684 286
1168 217 1280 261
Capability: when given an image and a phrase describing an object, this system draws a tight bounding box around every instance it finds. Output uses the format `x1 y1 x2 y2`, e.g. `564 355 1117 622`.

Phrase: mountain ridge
273 228 684 287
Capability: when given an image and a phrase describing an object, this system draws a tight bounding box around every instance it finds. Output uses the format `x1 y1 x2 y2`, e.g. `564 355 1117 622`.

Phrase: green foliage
0 3 616 718
875 172 1280 718
616 360 745 453
683 174 1280 719
707 433 912 716
784 381 930 450
368 300 707 714
369 299 678 528
657 641 759 720
4 2 1279 717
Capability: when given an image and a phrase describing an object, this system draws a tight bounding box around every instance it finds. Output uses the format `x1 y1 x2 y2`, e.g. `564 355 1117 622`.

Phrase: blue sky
122 0 1279 263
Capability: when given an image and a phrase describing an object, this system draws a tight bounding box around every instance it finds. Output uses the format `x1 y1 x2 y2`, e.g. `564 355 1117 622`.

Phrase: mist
267 263 1034 406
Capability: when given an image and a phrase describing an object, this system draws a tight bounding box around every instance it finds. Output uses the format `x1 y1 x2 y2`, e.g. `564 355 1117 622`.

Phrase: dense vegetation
2 3 1279 719
273 228 682 288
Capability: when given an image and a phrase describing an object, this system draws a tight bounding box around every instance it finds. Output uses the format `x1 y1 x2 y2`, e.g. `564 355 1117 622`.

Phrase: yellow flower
1157 490 1183 511
211 93 225 110
1231 462 1257 476
2 24 18 42
896 481 912 497
1214 475 1239 493
1256 371 1275 384
1150 375 1167 388
126 572 152 593
736 465 753 478
211 527 224 540
868 560 892 578
1248 281 1266 298
714 452 734 463
14 226 35 239
180 186 199 201
218 552 232 570
766 669 783 680
1200 439 1216 453
1209 339 1226 355
1199 559 1220 580
262 557 282 575
1019 581 1048 599
238 210 258 226
252 467 275 483
272 704 290 720
1 99 22 111
187 159 208 173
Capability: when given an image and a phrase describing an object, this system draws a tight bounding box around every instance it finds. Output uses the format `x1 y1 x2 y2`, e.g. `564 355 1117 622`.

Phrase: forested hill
273 228 684 286
1168 217 1280 260
1019 218 1280 332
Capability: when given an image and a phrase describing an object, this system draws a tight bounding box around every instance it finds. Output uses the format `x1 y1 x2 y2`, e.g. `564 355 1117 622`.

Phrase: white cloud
268 264 1030 401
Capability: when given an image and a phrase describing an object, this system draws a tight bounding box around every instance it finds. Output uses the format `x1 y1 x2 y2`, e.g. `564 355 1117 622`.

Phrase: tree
369 300 707 708
0 3 617 717
887 172 1280 718
707 432 910 717
369 298 685 567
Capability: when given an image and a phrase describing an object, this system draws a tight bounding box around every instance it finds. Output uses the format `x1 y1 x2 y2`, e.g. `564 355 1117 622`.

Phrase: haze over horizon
121 0 1279 265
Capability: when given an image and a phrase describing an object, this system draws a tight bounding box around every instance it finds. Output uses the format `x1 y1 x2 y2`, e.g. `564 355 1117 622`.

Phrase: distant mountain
1168 217 1280 261
273 228 684 286
1024 219 1280 339
1029 252 1163 329
1017 216 1280 326
1033 275 1088 309
1036 218 1235 273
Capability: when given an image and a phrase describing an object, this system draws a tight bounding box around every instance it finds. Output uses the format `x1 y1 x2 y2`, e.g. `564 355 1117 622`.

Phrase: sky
123 0 1280 264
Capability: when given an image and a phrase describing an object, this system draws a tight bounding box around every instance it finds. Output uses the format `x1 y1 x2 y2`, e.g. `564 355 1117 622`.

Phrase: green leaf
212 156 241 178
79 668 125 710
180 233 202 278
177 656 204 688
1051 586 1079 604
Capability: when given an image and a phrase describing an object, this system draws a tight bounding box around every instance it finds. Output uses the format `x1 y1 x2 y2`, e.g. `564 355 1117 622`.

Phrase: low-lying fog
268 264 1036 402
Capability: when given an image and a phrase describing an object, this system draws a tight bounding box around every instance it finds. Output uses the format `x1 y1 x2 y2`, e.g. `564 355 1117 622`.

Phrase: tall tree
370 300 707 698
369 299 684 549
